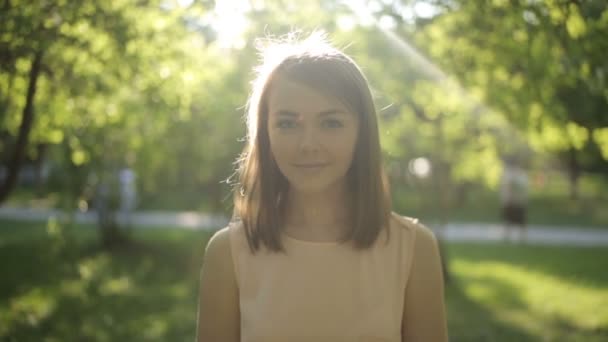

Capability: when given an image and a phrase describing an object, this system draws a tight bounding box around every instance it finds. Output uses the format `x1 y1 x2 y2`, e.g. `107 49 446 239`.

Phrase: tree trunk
0 50 43 203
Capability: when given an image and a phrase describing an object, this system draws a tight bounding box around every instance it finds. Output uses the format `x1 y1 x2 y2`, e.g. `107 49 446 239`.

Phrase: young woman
197 32 447 342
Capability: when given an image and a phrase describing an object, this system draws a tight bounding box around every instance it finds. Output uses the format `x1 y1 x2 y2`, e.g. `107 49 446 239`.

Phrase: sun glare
209 0 250 49
176 0 193 7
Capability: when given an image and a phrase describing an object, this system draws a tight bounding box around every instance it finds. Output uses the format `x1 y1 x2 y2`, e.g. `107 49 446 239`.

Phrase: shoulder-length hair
234 32 391 253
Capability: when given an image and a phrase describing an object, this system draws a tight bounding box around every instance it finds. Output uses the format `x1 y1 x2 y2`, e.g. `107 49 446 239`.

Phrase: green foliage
2 0 607 212
409 0 608 171
1 0 250 211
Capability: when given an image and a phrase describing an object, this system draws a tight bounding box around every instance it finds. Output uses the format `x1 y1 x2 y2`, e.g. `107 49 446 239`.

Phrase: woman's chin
287 178 348 196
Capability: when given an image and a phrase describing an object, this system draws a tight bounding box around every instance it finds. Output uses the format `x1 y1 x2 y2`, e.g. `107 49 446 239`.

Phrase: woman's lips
292 163 328 168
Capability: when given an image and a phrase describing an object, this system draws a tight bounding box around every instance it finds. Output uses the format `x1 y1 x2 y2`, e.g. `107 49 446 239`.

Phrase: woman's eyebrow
318 109 344 116
275 110 299 117
272 109 345 117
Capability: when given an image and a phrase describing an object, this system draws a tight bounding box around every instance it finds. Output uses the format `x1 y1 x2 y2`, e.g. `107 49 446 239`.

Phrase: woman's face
266 75 360 194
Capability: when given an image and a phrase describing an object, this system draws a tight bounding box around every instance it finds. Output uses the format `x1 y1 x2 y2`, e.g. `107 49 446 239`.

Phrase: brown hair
234 32 391 253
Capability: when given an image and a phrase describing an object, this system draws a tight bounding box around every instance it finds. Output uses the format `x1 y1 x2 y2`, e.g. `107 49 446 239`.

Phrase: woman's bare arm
402 224 448 342
196 227 240 342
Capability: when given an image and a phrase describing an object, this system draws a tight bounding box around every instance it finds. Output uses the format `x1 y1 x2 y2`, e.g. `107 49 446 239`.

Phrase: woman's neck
283 183 352 240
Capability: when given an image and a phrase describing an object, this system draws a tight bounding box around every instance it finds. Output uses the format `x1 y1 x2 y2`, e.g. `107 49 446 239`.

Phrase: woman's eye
276 120 297 129
322 119 343 128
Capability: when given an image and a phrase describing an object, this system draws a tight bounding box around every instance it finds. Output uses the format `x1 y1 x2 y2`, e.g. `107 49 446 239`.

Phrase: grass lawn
444 243 608 341
1 220 607 341
393 189 608 229
391 173 608 229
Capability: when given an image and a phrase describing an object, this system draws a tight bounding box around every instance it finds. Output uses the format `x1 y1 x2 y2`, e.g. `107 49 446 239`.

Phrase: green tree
404 0 608 198
0 0 229 243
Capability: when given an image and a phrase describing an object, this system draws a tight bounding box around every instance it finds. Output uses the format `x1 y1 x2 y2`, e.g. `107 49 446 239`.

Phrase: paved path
1 206 608 247
436 223 608 247
0 206 228 230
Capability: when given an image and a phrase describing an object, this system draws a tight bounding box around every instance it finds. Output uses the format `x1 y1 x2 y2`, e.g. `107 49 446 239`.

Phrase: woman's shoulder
389 211 438 244
203 221 246 284
206 220 247 251
205 225 232 262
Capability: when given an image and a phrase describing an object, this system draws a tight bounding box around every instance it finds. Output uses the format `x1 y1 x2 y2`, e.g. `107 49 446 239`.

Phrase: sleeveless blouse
228 214 420 342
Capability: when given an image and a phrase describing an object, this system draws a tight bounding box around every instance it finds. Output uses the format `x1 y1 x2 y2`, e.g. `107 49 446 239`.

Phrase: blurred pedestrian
118 166 136 227
500 157 529 242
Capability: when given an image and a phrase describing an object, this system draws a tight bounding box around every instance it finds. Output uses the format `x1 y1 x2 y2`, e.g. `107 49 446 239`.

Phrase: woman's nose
298 126 320 153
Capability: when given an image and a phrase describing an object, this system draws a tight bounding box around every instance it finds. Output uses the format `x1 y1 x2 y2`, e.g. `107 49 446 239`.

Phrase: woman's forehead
267 76 352 116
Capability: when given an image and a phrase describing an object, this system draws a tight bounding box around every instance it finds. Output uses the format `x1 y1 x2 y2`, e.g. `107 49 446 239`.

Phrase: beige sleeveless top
227 214 421 342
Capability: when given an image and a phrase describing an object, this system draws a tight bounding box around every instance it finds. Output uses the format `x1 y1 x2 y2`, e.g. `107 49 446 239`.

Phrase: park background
1 0 607 341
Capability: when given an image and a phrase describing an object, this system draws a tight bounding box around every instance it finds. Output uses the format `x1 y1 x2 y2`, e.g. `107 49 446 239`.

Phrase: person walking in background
118 166 137 227
500 157 529 242
197 31 447 342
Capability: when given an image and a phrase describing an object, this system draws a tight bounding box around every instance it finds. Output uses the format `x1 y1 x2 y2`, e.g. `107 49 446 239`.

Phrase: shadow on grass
446 277 536 342
549 315 608 342
446 242 608 341
0 225 214 341
0 239 65 302
447 243 608 288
